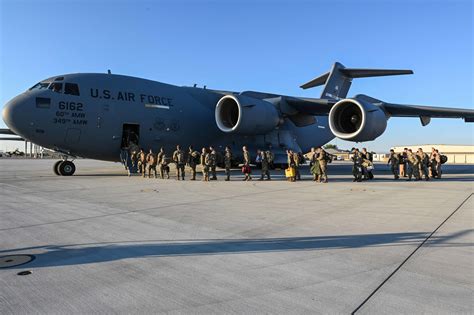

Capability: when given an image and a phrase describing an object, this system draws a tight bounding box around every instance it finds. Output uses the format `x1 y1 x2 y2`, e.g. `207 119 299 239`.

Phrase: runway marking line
351 193 473 314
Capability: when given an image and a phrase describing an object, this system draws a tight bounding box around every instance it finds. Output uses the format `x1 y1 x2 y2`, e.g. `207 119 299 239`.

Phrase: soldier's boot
225 174 230 181
258 175 264 181
267 174 271 180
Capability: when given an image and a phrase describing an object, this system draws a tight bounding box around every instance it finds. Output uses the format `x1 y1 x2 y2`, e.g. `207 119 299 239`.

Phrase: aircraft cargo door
121 123 140 149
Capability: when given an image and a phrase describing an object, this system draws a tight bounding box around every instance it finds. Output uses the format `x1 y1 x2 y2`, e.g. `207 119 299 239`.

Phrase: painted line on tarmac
351 192 473 314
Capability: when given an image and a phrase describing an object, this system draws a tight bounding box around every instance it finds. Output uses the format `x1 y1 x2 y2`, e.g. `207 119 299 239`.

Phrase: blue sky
0 0 472 152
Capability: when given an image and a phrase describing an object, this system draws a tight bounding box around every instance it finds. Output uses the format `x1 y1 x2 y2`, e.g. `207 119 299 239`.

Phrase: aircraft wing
241 90 473 123
283 95 474 123
354 94 474 123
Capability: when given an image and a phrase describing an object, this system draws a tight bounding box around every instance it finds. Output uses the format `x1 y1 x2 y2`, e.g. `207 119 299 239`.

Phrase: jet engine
215 94 281 134
328 98 387 142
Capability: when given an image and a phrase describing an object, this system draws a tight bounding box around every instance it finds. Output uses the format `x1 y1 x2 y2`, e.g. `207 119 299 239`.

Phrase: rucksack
265 151 274 164
440 155 448 164
366 152 373 162
324 153 332 163
192 151 200 164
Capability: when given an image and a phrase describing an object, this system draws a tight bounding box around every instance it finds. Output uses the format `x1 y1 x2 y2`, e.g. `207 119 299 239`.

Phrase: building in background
391 145 474 164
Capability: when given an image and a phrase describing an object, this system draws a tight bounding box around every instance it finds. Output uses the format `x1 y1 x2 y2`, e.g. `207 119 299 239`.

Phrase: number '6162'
59 101 83 111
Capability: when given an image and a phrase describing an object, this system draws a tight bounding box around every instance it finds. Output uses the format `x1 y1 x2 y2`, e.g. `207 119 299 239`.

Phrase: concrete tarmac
0 159 473 314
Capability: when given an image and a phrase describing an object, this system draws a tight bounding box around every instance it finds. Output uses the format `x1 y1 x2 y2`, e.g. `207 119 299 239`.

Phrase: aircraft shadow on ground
2 230 472 269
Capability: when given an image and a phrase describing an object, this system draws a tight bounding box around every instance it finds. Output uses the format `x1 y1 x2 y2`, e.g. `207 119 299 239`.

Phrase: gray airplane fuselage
3 73 334 162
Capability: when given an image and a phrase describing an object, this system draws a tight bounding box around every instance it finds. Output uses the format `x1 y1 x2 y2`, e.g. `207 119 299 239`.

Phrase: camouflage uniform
187 148 200 180
146 151 158 178
224 148 232 181
287 151 296 182
173 148 186 180
139 150 147 178
201 149 209 181
435 153 442 179
387 151 399 179
157 150 170 179
417 151 430 180
292 152 301 180
209 149 217 180
406 151 420 180
352 151 363 182
243 149 252 181
317 149 328 183
259 151 270 180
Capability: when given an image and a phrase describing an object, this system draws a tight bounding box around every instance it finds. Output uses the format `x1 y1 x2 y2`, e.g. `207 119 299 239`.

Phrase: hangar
391 144 474 164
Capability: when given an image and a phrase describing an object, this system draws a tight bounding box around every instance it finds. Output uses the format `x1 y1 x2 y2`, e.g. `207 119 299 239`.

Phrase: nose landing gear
53 160 76 176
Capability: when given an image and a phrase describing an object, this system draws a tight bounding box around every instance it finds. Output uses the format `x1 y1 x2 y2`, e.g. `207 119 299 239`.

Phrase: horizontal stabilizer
339 68 413 79
300 62 414 101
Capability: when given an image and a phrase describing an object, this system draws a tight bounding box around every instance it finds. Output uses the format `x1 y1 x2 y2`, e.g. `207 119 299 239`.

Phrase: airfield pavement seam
351 192 473 314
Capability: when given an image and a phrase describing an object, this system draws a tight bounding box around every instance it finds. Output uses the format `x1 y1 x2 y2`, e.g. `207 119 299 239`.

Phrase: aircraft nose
2 94 30 136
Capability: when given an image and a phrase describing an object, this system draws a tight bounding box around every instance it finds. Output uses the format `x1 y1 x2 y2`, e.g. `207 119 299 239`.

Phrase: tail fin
300 62 413 100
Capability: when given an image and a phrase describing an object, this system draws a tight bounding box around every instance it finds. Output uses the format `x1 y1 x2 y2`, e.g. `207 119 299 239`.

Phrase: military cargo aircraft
2 62 473 175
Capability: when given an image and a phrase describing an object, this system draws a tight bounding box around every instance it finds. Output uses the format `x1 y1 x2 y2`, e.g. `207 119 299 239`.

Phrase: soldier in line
265 150 274 169
430 147 444 179
406 148 420 181
316 147 328 183
187 146 200 181
209 146 218 180
259 150 271 180
307 147 321 181
173 145 186 180
242 146 252 181
417 148 430 181
351 148 363 182
129 148 139 177
157 147 170 179
434 149 442 179
361 148 374 180
139 148 147 178
293 151 302 181
146 149 158 178
399 148 408 177
387 149 399 179
200 147 209 181
287 149 297 182
224 146 233 181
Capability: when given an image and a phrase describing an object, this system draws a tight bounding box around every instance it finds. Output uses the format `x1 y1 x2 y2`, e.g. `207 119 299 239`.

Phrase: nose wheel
53 160 76 176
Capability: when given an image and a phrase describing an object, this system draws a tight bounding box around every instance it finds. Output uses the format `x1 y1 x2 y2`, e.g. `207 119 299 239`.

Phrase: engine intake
329 98 387 142
215 95 280 134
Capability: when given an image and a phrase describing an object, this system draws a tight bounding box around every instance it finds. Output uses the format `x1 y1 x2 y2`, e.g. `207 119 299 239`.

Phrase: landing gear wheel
58 161 76 176
53 161 62 175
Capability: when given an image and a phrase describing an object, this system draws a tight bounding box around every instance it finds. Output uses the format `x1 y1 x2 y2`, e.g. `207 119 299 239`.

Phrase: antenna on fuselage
107 69 112 74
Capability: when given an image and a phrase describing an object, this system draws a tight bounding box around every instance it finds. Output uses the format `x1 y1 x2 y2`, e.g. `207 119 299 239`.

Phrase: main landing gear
53 160 76 176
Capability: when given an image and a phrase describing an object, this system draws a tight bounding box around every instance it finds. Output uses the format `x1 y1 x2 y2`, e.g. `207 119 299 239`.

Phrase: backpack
440 155 448 164
298 153 305 164
192 151 200 164
366 152 373 162
324 153 333 163
265 151 274 164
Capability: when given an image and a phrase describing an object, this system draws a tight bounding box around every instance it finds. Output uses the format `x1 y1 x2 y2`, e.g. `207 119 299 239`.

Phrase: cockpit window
64 83 80 96
49 82 63 93
29 82 50 91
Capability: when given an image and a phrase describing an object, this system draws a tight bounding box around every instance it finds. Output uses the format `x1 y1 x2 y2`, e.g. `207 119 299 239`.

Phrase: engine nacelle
215 94 280 134
328 98 387 142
